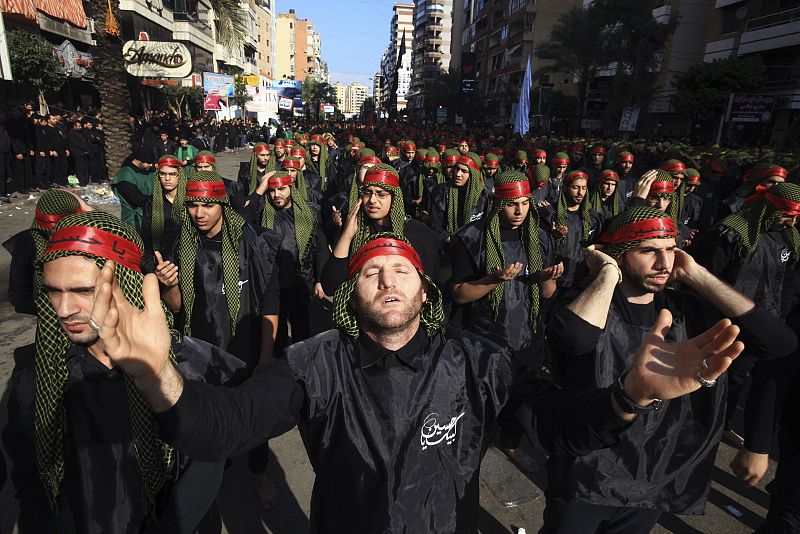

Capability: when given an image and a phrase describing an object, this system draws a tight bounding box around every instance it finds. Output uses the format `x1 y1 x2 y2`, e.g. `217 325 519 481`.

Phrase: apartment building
274 9 324 82
380 3 414 115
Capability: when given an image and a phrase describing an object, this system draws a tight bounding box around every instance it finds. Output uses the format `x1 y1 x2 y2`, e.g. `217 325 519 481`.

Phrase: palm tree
535 6 605 118
302 76 336 124
87 0 247 177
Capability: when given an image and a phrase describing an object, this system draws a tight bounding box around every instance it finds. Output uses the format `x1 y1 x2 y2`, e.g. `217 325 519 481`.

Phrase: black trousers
72 153 90 185
275 285 312 353
724 353 757 429
541 498 661 534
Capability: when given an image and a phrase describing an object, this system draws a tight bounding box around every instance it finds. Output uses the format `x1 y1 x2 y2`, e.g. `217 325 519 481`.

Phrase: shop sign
122 41 192 78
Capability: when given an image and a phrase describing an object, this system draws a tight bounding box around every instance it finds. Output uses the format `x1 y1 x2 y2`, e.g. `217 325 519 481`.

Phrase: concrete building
380 3 414 115
274 9 324 82
406 0 464 120
703 0 800 145
373 72 383 117
255 0 276 78
333 81 369 118
459 0 581 124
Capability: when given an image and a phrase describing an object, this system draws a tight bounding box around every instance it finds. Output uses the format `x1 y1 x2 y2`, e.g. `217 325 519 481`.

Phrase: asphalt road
0 148 775 533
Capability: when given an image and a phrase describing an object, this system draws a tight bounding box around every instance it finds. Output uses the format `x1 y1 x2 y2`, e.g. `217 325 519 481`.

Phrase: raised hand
584 244 617 275
634 169 658 199
90 261 172 382
154 251 179 288
490 262 523 282
623 309 743 407
331 206 343 228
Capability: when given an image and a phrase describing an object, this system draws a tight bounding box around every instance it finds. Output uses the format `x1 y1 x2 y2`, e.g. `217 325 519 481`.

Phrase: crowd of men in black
2 113 800 534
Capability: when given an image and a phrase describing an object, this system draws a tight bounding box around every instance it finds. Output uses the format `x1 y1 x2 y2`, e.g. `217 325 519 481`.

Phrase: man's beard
353 286 425 333
623 267 671 294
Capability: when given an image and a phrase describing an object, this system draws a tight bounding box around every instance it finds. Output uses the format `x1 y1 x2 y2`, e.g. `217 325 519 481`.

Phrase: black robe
541 206 604 289
428 183 490 243
451 219 554 364
139 196 182 274
547 287 796 515
155 325 637 534
172 224 280 371
2 337 248 533
3 229 37 315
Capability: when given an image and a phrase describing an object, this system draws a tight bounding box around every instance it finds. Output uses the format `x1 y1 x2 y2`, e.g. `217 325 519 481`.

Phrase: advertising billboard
203 73 235 97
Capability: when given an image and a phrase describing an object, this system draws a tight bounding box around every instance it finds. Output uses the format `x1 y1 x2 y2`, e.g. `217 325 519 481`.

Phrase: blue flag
514 56 532 135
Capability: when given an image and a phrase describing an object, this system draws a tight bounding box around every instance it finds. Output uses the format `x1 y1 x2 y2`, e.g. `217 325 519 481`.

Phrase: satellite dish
736 6 748 20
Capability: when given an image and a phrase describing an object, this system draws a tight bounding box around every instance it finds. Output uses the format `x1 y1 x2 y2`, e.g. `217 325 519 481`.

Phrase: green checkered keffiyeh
485 171 544 332
423 147 447 186
649 169 681 223
351 164 407 254
248 143 274 193
530 164 550 187
717 182 800 259
588 171 621 218
347 148 379 213
448 152 485 234
308 137 329 190
31 190 82 296
601 206 679 259
36 211 177 514
661 160 686 224
332 232 445 338
179 170 246 337
151 155 187 252
556 170 591 242
260 171 316 268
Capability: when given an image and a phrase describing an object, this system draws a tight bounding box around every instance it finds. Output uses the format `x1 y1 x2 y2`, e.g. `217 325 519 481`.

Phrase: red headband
457 156 481 172
650 180 675 194
386 146 399 155
601 217 678 245
45 225 143 273
444 155 458 165
425 155 440 164
686 174 701 184
282 159 302 169
34 208 80 230
359 155 381 166
532 149 547 158
483 159 500 168
348 237 423 278
364 169 400 187
750 166 788 182
404 143 417 150
565 171 588 183
616 153 634 163
267 174 294 188
494 181 531 199
662 161 686 173
601 170 619 182
186 180 227 198
746 186 800 216
311 135 324 142
157 157 183 168
253 144 270 154
551 157 569 166
274 140 287 147
290 148 307 158
590 147 606 154
194 154 216 164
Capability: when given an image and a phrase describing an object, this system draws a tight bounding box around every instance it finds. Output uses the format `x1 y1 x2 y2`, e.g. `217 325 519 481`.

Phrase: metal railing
745 6 800 32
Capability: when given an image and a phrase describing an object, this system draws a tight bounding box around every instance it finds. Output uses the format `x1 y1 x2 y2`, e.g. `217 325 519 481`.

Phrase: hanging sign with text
122 41 192 78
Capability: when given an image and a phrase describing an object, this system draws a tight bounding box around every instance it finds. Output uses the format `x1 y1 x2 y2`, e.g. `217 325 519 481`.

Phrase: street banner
729 94 776 123
278 97 293 110
122 41 192 78
203 73 235 97
204 95 226 111
618 106 640 132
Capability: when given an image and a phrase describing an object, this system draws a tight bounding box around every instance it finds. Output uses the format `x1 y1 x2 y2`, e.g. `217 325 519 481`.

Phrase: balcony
173 20 215 51
739 7 800 54
38 12 95 45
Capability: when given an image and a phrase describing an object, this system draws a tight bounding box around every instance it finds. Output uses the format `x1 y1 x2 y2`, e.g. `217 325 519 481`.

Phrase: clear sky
277 0 400 90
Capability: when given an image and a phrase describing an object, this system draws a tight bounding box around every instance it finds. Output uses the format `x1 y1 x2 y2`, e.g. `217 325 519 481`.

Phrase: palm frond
210 0 247 49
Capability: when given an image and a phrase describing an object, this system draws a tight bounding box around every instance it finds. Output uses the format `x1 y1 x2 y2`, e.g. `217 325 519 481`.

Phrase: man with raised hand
89 232 743 534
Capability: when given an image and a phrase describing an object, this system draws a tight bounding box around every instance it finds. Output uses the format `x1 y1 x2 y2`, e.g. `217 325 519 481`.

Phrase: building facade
380 3 414 116
703 0 800 145
406 0 464 120
274 9 324 82
255 0 275 78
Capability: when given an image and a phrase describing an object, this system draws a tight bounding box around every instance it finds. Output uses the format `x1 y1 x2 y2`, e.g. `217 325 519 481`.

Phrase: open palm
624 309 743 405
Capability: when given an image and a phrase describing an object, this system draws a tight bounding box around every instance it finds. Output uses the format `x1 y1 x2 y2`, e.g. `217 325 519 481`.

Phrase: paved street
0 149 776 533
